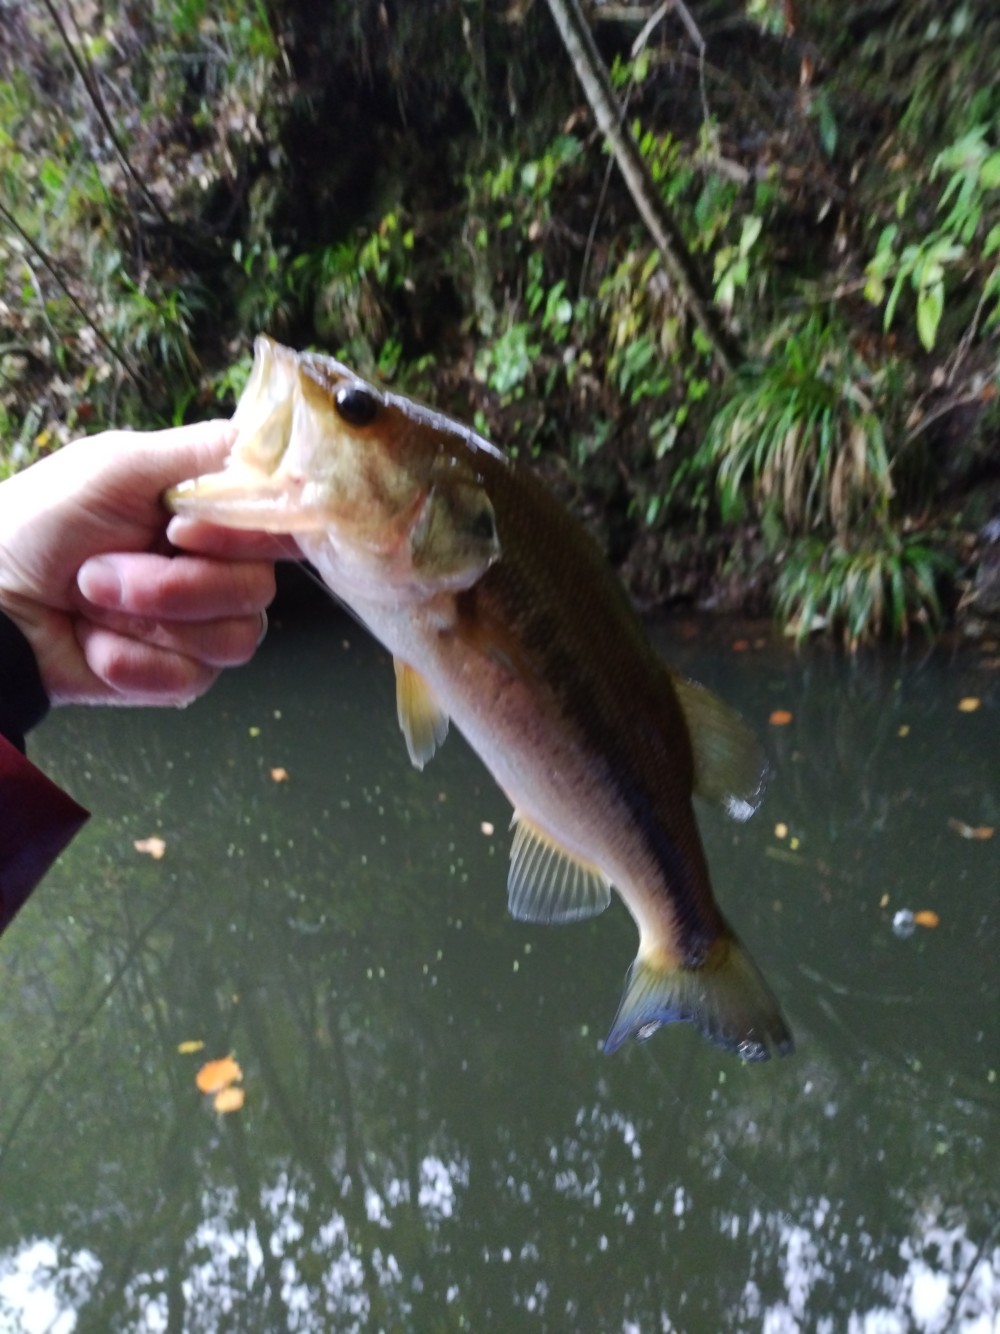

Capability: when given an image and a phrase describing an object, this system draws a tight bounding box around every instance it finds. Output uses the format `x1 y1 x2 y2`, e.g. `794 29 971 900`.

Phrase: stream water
1 584 997 1332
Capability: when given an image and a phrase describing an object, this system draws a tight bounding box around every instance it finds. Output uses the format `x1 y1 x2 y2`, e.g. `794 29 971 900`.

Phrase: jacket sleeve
0 612 89 935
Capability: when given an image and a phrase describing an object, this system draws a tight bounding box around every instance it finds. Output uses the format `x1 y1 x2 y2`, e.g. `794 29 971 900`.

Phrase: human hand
0 421 283 707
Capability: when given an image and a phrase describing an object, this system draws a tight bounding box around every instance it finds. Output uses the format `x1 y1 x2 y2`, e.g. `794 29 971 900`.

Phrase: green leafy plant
703 315 897 539
865 125 1000 350
775 534 952 648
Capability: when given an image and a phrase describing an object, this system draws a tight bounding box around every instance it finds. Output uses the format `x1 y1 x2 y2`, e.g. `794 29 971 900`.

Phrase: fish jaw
167 465 336 533
166 336 501 598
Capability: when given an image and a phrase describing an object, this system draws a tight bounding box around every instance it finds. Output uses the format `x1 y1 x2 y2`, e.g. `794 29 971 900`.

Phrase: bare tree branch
0 198 144 388
543 0 742 375
38 0 175 234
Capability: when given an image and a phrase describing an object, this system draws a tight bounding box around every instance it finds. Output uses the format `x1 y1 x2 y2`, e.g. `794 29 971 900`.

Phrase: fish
167 335 794 1061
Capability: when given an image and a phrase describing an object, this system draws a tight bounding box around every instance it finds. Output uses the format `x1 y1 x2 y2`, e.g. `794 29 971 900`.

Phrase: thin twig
37 0 175 233
0 199 144 387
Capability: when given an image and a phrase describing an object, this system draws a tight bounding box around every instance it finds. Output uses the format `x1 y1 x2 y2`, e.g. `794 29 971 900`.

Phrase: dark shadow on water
0 603 997 1331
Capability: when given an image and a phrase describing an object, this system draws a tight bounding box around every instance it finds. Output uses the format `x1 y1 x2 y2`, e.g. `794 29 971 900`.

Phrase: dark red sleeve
0 734 89 934
0 612 90 934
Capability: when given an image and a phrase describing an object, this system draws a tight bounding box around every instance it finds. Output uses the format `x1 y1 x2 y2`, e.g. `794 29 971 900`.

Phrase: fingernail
77 557 123 609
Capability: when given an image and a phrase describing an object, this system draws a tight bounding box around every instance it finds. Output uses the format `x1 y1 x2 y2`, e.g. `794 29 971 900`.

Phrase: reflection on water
1 590 997 1332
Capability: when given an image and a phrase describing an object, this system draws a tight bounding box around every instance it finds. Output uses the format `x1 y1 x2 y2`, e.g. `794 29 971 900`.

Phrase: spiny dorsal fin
394 658 449 770
507 812 612 924
669 672 768 822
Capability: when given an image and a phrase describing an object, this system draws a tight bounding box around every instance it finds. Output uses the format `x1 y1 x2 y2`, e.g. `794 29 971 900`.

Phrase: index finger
77 551 276 621
166 516 297 561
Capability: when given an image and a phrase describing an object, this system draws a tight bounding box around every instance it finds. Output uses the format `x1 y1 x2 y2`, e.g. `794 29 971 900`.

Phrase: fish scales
167 335 794 1062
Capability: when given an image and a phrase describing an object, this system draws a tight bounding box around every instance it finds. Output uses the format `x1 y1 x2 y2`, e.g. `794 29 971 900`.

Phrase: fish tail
603 927 794 1061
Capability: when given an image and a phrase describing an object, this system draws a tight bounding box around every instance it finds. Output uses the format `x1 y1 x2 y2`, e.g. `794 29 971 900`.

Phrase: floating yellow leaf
769 710 794 727
913 910 940 929
897 724 910 737
213 1086 246 1114
195 1055 243 1095
134 836 166 860
774 822 789 840
177 1039 205 1055
270 767 289 782
957 697 981 713
947 818 995 841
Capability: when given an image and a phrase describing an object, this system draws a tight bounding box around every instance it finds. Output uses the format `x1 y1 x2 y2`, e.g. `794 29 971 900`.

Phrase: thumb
91 420 239 495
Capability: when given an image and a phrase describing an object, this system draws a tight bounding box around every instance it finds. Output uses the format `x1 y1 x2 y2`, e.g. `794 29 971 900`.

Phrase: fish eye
469 505 496 544
334 382 380 427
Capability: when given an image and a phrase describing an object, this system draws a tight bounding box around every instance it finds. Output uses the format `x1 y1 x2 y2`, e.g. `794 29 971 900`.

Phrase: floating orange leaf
913 910 940 929
195 1055 243 1095
270 767 289 782
134 836 166 860
769 710 794 726
177 1039 205 1055
947 818 995 841
731 639 750 652
213 1086 246 1114
957 697 981 713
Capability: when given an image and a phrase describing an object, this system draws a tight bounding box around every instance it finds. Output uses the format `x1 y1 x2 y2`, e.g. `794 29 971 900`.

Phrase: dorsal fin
394 658 449 770
669 672 768 821
507 812 612 924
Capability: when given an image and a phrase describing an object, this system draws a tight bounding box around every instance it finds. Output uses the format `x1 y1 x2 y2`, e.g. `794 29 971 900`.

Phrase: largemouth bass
168 336 793 1061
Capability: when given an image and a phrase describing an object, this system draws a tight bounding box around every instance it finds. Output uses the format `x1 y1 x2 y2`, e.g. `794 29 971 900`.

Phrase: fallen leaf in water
914 910 940 928
196 1056 243 1094
213 1086 246 1114
769 710 794 726
897 724 910 737
270 767 289 782
177 1039 205 1055
947 818 995 840
134 836 166 860
957 697 981 713
480 821 494 836
774 822 789 839
732 639 750 652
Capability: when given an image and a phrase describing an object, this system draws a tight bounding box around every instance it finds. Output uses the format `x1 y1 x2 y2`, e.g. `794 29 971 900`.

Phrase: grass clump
775 535 953 649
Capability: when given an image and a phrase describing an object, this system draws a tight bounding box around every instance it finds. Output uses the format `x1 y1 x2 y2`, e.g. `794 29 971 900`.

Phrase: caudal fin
603 929 794 1061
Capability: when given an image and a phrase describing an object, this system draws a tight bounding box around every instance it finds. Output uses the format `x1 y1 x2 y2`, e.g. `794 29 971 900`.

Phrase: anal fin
394 658 449 770
508 812 611 924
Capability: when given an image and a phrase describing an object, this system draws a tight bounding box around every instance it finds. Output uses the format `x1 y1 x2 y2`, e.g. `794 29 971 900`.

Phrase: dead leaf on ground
134 836 166 859
213 1086 246 1114
947 818 995 841
195 1055 243 1095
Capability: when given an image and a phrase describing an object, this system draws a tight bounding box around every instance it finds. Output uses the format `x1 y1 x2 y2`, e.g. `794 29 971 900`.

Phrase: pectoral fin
507 813 611 924
394 659 449 770
670 672 768 821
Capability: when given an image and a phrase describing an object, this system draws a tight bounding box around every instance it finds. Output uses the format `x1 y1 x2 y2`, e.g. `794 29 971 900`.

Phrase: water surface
1 592 997 1332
